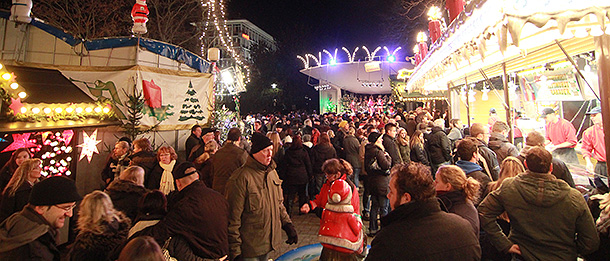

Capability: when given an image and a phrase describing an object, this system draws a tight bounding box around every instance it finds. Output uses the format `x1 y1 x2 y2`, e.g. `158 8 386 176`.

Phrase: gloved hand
282 223 298 244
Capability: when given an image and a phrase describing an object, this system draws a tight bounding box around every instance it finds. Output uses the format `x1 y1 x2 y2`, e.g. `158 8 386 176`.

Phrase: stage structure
298 46 414 113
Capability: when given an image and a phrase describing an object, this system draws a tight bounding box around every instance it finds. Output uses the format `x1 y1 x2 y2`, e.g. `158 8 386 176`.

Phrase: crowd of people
0 105 608 260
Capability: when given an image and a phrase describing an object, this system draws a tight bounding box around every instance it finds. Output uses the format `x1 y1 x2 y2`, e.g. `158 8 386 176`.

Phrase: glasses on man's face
54 204 76 212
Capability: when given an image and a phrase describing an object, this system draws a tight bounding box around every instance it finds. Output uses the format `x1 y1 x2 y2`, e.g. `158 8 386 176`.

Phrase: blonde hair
195 140 219 164
78 191 130 234
267 132 282 158
436 165 480 202
488 156 525 192
3 158 42 197
397 128 409 146
120 166 145 186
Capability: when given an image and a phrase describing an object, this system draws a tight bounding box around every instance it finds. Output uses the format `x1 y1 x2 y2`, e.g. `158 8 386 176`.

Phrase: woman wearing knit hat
364 131 392 236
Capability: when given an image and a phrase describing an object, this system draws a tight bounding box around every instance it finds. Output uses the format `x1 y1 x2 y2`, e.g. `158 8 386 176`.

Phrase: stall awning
405 0 610 92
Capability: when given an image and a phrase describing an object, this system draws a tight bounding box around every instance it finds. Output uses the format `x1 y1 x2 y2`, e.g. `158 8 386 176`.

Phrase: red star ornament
1 133 37 153
9 98 23 115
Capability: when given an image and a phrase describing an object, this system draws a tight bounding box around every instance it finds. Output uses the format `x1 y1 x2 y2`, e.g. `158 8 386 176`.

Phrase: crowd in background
0 105 608 260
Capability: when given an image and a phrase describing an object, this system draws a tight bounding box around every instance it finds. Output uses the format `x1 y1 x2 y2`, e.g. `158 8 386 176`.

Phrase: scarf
159 160 176 195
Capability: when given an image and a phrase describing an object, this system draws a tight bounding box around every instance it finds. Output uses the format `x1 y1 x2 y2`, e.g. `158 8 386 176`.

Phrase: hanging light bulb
590 26 604 36
2 73 11 80
18 92 27 99
574 27 588 38
10 82 18 89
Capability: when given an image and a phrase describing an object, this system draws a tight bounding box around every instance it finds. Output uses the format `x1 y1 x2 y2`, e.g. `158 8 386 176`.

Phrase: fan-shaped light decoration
77 129 101 162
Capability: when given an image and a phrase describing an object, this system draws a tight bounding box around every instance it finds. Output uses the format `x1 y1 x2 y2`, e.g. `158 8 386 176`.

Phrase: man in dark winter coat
470 123 500 181
185 125 203 159
212 128 248 196
382 123 402 166
0 177 82 260
488 121 519 164
455 137 492 205
478 147 598 260
367 163 481 260
137 162 230 260
426 119 452 175
105 166 148 222
343 127 362 187
516 131 575 187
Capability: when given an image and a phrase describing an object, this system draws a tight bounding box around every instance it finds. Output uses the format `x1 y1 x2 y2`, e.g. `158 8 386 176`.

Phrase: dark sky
227 0 399 53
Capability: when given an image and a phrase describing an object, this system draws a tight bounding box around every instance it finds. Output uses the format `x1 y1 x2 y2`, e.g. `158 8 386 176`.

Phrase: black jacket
473 139 500 181
343 135 361 168
437 190 480 236
310 144 337 175
410 143 430 166
69 215 131 261
279 145 312 185
0 182 32 223
367 198 481 260
364 143 392 196
185 134 204 160
136 180 229 259
382 134 402 166
516 153 575 188
488 133 519 164
426 127 452 164
105 180 148 222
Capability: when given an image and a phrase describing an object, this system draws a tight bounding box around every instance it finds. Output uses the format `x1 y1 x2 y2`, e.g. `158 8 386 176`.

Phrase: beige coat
226 156 292 258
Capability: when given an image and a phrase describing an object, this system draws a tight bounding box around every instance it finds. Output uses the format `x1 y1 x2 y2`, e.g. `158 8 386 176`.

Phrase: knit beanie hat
368 132 382 143
250 132 273 155
29 176 82 206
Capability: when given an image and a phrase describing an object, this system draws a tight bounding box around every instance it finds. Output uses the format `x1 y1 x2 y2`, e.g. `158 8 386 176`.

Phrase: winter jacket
69 214 131 261
426 127 452 164
410 143 430 166
0 166 16 194
105 179 148 222
364 143 392 196
488 133 519 164
456 160 492 205
478 171 599 260
397 142 411 165
309 176 360 217
473 138 500 181
0 182 33 223
146 160 179 191
310 144 337 176
367 198 481 260
437 190 479 237
517 146 575 188
343 135 361 169
280 145 312 185
130 150 157 177
0 206 60 260
185 134 204 160
382 134 402 166
212 142 248 196
226 157 293 258
137 180 229 259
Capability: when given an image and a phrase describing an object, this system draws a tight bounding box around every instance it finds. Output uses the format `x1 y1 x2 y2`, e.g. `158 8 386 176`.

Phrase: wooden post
502 62 513 143
465 76 471 127
595 34 610 165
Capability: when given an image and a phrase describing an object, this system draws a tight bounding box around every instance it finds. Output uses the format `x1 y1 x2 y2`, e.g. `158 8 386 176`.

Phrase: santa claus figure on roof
131 0 149 34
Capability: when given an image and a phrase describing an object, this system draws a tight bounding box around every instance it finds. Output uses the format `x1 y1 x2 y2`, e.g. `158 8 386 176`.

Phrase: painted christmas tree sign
179 81 205 121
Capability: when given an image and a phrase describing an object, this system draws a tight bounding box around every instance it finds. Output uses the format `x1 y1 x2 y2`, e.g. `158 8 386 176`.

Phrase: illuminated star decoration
61 130 74 145
1 133 37 153
77 129 101 162
8 98 23 115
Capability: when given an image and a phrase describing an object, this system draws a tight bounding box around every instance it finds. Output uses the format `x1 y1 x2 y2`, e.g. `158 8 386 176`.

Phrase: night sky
227 0 402 54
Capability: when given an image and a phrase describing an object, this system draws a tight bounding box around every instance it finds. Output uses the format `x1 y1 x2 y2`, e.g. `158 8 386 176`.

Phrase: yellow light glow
417 32 428 43
18 92 26 99
66 107 74 113
20 107 27 113
54 107 63 113
43 108 52 114
94 107 102 113
428 6 442 21
85 107 93 113
574 28 588 38
76 107 84 113
0 63 3 70
32 107 40 114
10 82 18 89
590 26 604 37
413 45 419 53
102 107 110 113
1 73 11 80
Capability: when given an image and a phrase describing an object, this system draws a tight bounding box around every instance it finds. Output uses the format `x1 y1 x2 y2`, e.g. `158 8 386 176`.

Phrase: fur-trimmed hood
106 179 147 195
69 213 131 260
